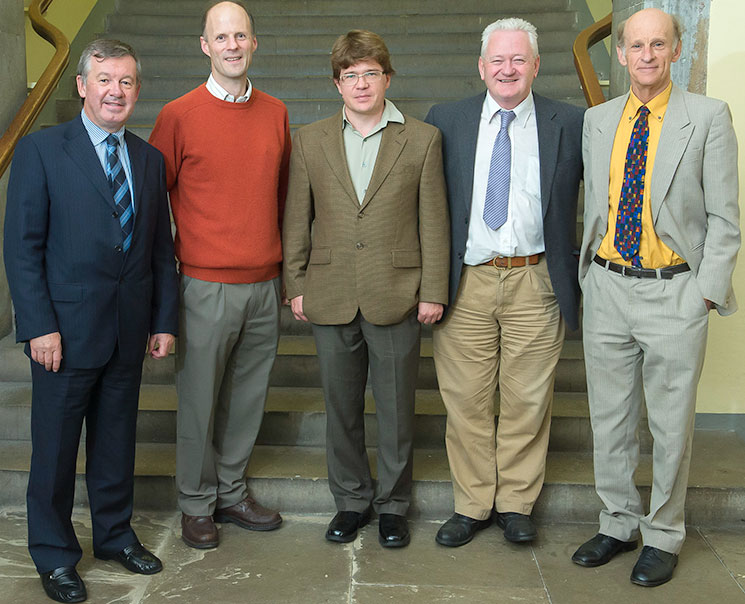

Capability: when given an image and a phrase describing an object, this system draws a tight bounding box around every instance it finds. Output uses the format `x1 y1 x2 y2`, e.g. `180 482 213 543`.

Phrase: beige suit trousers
433 259 564 519
582 262 709 554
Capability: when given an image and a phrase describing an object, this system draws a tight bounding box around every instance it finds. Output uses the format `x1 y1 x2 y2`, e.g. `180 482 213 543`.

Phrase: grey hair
616 12 683 51
480 18 539 58
77 38 141 84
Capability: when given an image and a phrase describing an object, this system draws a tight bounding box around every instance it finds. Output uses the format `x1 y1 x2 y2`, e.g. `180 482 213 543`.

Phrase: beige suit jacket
579 84 740 315
282 110 450 325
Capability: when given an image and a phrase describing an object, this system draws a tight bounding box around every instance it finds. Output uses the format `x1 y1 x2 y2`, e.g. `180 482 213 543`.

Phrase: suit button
358 212 365 219
464 217 468 224
115 244 123 252
356 242 365 250
112 210 119 218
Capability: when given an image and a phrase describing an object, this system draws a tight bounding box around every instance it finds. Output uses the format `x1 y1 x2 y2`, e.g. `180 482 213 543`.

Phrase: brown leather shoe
181 514 219 549
213 496 282 531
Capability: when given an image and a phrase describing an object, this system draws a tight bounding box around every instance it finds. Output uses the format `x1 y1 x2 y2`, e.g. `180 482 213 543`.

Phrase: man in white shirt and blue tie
425 17 584 547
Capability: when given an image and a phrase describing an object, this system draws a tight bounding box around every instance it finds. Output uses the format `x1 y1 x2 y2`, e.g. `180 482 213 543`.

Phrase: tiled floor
1 508 743 603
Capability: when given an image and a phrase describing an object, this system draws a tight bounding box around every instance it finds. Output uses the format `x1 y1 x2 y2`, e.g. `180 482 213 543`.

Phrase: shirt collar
484 91 534 128
626 81 672 124
80 108 125 146
342 99 405 135
206 73 252 103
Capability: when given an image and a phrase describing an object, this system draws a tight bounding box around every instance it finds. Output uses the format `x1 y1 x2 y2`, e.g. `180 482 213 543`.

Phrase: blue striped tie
483 110 516 230
105 134 133 252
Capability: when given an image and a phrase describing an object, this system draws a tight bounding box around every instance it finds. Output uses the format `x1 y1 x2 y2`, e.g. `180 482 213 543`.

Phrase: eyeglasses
337 70 385 86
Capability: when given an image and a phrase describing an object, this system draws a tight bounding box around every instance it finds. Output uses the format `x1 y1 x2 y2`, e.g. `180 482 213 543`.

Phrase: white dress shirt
464 91 543 264
206 73 252 103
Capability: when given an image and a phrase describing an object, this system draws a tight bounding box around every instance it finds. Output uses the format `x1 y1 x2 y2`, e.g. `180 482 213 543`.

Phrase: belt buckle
492 256 508 270
622 265 642 278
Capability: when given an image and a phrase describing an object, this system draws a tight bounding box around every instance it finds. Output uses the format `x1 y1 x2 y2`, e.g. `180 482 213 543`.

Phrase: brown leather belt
479 253 543 269
593 255 690 280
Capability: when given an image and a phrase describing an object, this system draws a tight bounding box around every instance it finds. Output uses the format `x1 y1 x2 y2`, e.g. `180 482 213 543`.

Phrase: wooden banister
573 12 612 107
0 0 69 179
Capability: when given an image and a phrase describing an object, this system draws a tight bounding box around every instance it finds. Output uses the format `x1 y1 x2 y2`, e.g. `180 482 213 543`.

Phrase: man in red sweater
149 0 290 549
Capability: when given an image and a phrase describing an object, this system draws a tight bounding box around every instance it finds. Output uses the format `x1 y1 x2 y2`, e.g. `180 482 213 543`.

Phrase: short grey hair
616 12 683 51
480 18 539 58
77 38 141 84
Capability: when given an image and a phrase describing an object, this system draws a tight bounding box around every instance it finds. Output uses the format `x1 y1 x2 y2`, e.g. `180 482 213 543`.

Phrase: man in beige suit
572 8 739 587
283 30 449 548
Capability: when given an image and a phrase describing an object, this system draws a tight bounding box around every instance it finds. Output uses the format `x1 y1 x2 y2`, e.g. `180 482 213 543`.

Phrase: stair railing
573 12 612 107
0 0 69 179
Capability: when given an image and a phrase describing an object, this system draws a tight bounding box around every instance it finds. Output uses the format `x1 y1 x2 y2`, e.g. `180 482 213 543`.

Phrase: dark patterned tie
483 109 516 230
105 134 133 252
614 106 650 268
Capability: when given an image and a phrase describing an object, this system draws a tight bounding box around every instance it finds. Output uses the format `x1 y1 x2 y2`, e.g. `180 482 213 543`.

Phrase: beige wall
24 0 96 85
699 0 745 414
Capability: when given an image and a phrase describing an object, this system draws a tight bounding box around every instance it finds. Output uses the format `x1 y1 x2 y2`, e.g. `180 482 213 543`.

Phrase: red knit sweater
149 84 291 283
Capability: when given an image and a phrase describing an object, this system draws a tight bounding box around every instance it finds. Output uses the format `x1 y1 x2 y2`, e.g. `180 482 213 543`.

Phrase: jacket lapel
534 94 560 218
592 94 627 214
63 115 116 210
124 130 145 223
457 93 484 216
361 121 407 210
650 85 693 223
321 111 359 208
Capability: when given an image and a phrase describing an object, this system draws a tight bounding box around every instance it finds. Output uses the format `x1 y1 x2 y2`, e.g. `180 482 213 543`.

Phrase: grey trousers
312 311 420 516
176 274 280 516
582 261 709 554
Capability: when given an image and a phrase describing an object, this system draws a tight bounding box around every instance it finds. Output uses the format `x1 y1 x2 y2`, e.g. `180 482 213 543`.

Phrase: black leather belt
593 255 690 280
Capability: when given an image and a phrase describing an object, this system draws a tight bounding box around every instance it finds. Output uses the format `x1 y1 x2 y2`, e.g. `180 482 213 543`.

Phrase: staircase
2 0 744 525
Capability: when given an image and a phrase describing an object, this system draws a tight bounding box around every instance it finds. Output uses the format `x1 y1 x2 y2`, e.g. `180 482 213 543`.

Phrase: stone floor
1 507 744 603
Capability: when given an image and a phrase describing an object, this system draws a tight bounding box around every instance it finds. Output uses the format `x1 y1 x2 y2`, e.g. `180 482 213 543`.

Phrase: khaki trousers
433 260 564 519
582 261 708 554
176 275 280 516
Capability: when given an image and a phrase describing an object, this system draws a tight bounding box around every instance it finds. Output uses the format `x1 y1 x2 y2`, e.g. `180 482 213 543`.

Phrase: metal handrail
573 12 612 107
0 0 70 179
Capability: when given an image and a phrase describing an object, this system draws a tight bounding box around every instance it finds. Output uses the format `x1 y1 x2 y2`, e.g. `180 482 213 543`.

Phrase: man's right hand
290 295 308 322
30 332 63 372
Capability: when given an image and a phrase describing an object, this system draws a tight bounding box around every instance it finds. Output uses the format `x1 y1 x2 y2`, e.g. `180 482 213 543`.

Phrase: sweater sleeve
149 104 182 191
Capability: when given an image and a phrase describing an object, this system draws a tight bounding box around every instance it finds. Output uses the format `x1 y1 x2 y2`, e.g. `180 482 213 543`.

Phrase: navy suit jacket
4 115 178 368
425 92 584 331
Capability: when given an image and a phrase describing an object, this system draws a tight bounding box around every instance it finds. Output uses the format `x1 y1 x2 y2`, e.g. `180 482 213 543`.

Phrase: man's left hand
148 333 175 359
417 302 444 325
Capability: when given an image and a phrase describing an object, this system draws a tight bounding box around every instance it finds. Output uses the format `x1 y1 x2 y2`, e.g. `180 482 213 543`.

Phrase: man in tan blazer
572 8 739 587
283 30 449 549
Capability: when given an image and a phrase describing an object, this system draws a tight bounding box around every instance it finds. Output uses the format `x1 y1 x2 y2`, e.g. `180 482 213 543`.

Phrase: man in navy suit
425 18 583 547
4 39 178 603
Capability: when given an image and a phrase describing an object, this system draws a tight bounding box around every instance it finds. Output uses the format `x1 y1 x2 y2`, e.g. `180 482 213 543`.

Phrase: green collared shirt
342 99 405 203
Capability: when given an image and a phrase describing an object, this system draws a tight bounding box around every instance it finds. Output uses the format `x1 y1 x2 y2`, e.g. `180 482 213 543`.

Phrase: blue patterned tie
614 106 650 268
483 109 516 230
105 134 133 252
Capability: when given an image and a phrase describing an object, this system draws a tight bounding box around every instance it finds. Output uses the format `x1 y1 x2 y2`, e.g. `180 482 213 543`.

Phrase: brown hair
77 38 141 84
330 30 396 80
201 0 255 37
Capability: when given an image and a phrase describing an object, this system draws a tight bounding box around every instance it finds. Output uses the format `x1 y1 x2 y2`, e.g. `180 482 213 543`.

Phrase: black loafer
98 542 163 575
630 546 678 587
572 533 638 567
495 512 537 543
325 509 371 543
435 513 492 547
378 513 410 548
40 566 86 603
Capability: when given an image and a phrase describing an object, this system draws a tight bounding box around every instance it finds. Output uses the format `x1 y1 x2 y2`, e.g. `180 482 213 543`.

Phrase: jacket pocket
48 282 84 302
391 249 422 268
309 247 331 265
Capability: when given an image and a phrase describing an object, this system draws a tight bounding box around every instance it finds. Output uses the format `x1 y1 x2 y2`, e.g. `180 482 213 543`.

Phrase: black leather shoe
40 566 86 603
99 543 163 575
572 533 639 567
495 512 537 543
378 513 410 548
325 510 371 543
435 513 492 547
630 546 678 587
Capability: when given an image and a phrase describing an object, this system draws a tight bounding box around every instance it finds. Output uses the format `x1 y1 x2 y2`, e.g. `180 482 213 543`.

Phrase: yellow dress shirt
597 82 685 268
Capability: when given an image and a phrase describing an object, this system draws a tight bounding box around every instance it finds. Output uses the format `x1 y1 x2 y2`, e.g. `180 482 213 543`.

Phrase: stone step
106 12 577 37
1 431 742 524
0 334 587 391
105 30 581 56
1 382 618 452
116 0 572 17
